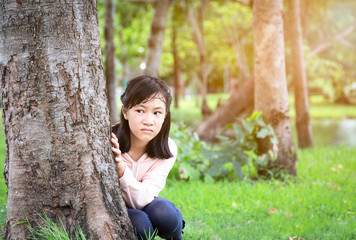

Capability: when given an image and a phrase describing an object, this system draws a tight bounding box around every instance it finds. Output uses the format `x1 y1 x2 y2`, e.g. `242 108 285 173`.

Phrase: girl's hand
111 133 125 177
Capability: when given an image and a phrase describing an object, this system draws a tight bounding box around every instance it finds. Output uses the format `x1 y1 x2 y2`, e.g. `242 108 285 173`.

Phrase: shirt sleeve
119 138 178 210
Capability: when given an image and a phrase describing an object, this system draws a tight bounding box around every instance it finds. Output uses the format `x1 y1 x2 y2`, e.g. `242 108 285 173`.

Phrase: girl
111 75 184 240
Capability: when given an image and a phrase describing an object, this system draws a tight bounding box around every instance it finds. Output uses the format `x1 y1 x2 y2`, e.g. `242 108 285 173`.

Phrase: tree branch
310 20 356 56
188 9 204 54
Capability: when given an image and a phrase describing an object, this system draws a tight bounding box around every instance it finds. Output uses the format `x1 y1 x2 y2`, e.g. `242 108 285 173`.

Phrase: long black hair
112 75 173 159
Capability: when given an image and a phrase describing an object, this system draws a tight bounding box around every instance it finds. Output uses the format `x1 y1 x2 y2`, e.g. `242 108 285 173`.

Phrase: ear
122 105 128 120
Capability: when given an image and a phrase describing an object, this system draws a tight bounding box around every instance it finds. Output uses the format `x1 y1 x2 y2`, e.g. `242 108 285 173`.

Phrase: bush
170 112 280 181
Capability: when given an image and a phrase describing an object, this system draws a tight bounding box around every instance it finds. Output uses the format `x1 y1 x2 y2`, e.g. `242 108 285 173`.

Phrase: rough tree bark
105 0 119 124
253 0 297 175
144 0 171 76
0 1 136 239
289 0 314 148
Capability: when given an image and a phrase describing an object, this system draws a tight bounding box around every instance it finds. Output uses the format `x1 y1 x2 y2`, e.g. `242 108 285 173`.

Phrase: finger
111 133 118 141
111 147 121 155
111 137 120 148
115 156 123 163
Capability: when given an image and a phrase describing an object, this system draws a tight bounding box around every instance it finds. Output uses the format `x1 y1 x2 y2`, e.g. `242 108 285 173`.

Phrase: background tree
0 1 136 239
302 0 356 103
196 1 254 140
188 0 212 118
288 0 314 148
196 77 254 141
144 0 172 76
171 3 183 109
105 0 119 123
98 0 153 80
253 0 297 175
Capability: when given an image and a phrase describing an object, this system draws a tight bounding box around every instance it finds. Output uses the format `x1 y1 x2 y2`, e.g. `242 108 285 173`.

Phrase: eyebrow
137 104 165 110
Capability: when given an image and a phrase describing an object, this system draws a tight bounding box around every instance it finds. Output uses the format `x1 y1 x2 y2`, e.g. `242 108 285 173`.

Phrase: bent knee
144 198 182 232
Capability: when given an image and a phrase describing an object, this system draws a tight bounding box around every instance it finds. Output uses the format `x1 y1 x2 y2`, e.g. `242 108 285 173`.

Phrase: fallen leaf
328 184 340 190
289 236 304 240
268 208 278 214
194 220 206 226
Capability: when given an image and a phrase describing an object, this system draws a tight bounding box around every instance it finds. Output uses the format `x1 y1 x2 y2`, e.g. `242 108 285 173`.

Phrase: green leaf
247 111 262 121
257 128 270 138
244 150 257 163
236 151 249 165
207 164 224 177
232 158 244 179
180 163 201 181
232 124 244 142
242 119 253 134
216 135 230 141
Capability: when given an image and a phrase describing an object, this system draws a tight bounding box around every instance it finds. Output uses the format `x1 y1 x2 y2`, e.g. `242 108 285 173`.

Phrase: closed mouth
141 128 153 132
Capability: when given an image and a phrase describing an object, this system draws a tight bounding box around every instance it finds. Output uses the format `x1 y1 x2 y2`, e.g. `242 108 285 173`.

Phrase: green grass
161 147 356 239
0 118 6 232
289 95 356 119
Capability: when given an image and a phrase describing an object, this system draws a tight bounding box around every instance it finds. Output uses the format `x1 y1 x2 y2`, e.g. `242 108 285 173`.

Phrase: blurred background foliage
97 0 356 102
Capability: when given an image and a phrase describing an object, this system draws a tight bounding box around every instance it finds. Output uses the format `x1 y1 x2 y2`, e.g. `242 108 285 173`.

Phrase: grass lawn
159 146 356 239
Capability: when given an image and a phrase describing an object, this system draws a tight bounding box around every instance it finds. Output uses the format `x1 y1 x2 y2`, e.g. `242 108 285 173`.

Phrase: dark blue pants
128 197 184 240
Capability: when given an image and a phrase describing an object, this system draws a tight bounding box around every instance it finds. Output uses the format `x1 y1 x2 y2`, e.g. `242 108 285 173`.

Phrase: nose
143 113 154 126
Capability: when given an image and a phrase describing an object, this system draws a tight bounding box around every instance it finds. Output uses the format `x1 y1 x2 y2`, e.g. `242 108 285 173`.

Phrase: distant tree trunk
172 6 181 109
0 2 136 239
253 0 297 175
144 0 171 76
118 26 130 83
196 77 254 141
105 0 119 124
188 0 211 118
290 0 314 148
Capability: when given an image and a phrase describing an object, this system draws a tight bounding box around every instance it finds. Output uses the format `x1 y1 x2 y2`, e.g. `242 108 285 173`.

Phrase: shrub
169 123 212 181
170 112 280 181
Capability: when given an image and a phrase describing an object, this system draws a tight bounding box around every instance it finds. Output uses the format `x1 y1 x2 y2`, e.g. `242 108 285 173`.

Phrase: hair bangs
121 75 171 112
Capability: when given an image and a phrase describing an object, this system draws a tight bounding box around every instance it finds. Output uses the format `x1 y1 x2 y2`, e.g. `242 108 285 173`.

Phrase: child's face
123 95 167 146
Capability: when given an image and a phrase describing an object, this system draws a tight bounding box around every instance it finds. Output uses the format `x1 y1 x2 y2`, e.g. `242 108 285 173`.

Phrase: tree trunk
105 0 119 124
118 26 130 84
289 0 314 148
196 78 254 141
253 0 297 175
172 6 181 109
188 0 211 118
144 0 171 76
0 1 136 239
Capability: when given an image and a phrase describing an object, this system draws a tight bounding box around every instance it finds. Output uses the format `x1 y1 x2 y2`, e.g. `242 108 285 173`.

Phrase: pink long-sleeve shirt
119 138 178 210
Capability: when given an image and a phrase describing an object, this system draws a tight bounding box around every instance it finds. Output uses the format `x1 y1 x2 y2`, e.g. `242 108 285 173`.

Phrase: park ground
0 95 356 239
